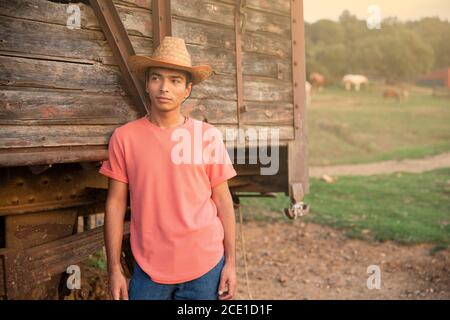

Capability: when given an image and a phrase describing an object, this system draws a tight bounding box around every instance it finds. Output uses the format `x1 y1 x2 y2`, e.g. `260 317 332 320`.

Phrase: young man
99 37 238 300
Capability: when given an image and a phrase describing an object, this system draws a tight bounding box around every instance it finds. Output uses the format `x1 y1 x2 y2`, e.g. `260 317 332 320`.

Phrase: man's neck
148 109 186 129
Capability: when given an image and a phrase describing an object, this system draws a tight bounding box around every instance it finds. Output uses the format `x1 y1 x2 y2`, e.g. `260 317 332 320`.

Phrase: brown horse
309 72 325 91
383 88 409 101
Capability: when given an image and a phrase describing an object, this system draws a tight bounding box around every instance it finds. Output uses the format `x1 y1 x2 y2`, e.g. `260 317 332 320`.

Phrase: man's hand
108 269 129 300
218 262 237 300
104 178 129 300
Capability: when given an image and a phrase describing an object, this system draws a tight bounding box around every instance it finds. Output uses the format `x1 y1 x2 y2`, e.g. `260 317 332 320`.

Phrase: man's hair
145 67 192 88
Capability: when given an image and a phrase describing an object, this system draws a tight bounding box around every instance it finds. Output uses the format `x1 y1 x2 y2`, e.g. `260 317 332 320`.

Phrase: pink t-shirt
98 116 237 284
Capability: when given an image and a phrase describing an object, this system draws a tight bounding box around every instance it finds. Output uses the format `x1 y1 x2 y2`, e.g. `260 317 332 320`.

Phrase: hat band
150 56 192 68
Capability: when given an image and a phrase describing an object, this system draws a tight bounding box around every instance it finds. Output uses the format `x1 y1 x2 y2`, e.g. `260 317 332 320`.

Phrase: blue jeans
128 255 225 300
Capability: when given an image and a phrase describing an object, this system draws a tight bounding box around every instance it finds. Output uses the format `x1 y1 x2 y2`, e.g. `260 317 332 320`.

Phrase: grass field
240 167 450 248
308 85 450 166
241 85 450 248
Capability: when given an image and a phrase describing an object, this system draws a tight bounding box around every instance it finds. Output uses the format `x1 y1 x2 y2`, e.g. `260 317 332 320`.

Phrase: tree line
305 10 450 83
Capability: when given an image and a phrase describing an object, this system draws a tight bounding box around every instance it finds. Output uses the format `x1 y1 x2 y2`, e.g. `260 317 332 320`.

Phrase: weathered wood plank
183 99 237 124
173 0 291 38
243 52 292 80
172 17 235 51
0 16 111 63
245 0 290 16
0 0 153 37
0 88 240 125
243 30 291 58
231 147 289 192
188 44 291 79
239 102 293 125
0 123 292 150
1 57 290 115
0 146 108 167
1 0 291 57
215 124 294 141
173 17 291 58
0 125 116 149
0 55 125 93
0 88 139 124
244 6 291 37
114 0 151 10
189 74 237 100
172 0 234 27
0 15 290 79
186 76 292 110
112 3 153 37
243 77 293 102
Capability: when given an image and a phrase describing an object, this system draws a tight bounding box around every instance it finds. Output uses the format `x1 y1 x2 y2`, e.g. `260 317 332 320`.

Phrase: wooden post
285 0 309 217
152 0 172 48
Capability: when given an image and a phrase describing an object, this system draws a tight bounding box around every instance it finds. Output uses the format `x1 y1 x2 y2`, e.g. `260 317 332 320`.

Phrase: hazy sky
304 0 450 22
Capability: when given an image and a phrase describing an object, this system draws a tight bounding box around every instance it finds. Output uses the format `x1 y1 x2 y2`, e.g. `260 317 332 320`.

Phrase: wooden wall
0 0 295 165
171 0 294 137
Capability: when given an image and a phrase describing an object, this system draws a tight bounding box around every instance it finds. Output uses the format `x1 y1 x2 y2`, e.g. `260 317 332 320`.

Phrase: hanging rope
236 199 253 300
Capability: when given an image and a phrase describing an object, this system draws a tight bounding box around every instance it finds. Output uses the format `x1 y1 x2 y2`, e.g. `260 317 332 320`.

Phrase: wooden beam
287 0 309 204
0 146 108 168
89 0 149 116
152 0 172 48
234 0 245 127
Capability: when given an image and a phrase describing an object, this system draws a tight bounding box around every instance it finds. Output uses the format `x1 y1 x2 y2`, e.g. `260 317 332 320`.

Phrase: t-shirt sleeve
98 129 129 184
204 129 237 188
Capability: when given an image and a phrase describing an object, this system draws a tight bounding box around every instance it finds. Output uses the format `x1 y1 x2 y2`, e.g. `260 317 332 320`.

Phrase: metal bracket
284 201 309 220
284 182 308 219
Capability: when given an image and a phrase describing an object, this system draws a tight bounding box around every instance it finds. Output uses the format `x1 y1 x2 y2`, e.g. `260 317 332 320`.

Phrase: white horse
342 74 369 91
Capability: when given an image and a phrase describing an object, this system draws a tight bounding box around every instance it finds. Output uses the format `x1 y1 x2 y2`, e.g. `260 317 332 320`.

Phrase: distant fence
432 86 450 98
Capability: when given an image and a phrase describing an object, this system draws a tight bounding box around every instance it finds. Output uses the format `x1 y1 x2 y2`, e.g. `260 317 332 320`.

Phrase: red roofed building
417 68 450 88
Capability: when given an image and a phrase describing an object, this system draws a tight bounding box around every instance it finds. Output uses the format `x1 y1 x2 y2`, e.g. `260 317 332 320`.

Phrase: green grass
240 168 450 247
86 249 107 271
308 85 450 166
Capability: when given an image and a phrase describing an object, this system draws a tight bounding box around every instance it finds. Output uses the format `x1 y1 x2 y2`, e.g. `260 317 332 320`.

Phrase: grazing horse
342 74 369 91
309 72 325 91
383 88 409 101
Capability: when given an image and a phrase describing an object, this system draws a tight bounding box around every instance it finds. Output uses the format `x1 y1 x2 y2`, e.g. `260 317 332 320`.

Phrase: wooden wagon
0 0 308 299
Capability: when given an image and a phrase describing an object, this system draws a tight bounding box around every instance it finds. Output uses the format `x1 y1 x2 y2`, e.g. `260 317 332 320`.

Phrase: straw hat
128 36 212 85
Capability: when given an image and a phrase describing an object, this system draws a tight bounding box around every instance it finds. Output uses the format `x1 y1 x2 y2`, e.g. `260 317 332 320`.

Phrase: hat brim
128 55 212 85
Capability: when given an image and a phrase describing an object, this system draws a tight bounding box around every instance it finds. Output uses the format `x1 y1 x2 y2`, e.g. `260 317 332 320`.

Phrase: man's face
146 67 192 113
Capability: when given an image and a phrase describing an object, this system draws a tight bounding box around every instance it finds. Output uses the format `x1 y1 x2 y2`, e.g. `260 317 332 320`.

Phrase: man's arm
211 180 237 300
104 178 129 300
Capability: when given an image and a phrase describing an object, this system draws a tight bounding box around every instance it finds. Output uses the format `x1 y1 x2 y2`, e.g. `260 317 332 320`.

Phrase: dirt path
234 220 450 300
70 220 449 300
310 152 450 177
66 154 450 300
